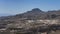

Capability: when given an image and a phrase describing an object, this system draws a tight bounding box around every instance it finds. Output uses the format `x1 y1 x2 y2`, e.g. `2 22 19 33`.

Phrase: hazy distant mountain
0 8 60 20
15 8 60 19
15 8 46 20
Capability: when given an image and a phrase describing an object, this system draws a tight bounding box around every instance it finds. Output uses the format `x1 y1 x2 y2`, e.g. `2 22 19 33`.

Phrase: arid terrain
0 8 60 34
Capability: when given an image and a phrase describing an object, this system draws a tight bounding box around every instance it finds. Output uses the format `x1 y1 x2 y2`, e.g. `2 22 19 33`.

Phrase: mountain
0 8 60 27
0 8 60 34
15 8 46 20
47 10 60 19
15 8 60 20
0 8 60 22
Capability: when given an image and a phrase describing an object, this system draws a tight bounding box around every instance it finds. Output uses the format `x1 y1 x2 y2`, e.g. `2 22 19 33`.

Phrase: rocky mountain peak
32 8 42 12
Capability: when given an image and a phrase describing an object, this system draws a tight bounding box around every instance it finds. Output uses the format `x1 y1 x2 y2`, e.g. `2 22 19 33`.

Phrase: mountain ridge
0 8 60 20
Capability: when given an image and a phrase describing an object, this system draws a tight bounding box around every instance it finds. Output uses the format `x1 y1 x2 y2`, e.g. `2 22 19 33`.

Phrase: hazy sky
0 0 60 16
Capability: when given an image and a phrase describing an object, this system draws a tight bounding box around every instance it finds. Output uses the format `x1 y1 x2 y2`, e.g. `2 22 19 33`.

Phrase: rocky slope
0 8 60 34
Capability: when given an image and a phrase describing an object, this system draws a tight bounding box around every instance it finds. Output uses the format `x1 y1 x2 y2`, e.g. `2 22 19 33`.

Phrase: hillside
0 8 60 34
0 8 60 28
